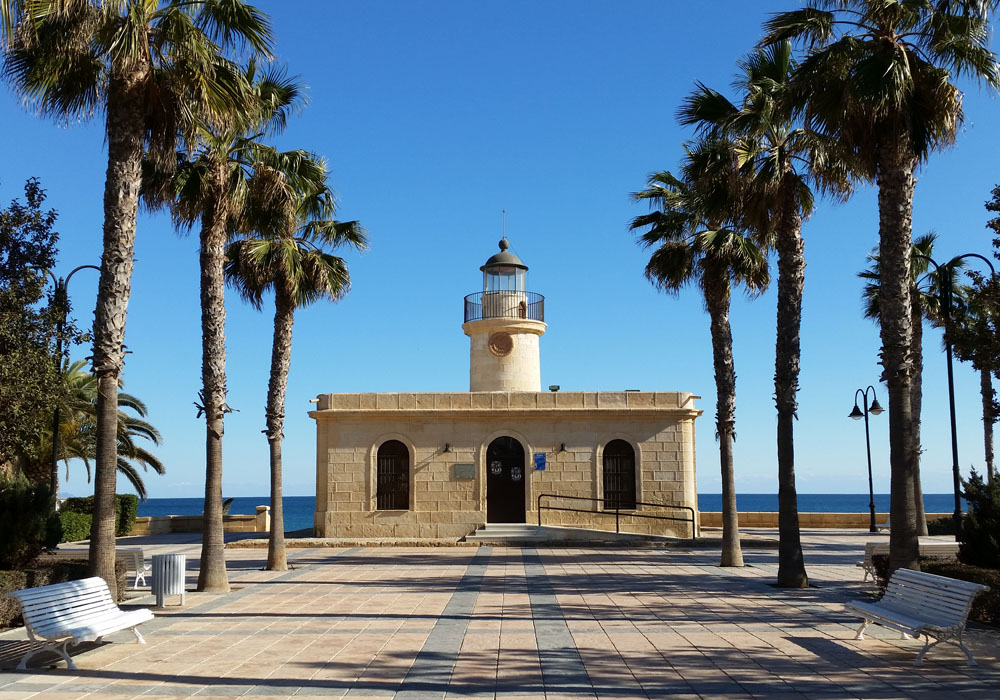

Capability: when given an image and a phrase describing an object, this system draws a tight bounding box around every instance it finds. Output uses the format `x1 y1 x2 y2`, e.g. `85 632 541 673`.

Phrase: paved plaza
2 530 999 699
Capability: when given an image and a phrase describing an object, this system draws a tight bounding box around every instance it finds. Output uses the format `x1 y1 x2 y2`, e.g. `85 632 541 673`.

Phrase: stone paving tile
3 531 1000 698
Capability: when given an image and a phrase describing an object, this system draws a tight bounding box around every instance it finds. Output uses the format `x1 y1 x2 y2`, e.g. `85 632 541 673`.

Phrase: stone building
310 239 702 538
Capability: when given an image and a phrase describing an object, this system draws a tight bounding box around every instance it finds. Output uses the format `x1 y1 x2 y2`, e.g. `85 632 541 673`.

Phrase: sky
3 1 1000 501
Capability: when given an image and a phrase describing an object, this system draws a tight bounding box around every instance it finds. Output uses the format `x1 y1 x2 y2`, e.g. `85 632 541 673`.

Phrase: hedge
61 494 138 536
59 511 92 543
0 558 127 629
926 516 957 536
871 554 1000 625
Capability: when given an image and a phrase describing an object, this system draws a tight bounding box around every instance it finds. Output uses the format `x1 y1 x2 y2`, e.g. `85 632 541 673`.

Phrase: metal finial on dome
481 236 527 271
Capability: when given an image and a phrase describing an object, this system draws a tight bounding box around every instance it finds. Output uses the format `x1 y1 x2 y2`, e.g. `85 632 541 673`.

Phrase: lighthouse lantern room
462 238 547 391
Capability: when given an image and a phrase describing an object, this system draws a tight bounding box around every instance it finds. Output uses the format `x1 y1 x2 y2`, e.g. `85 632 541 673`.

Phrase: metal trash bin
152 553 186 608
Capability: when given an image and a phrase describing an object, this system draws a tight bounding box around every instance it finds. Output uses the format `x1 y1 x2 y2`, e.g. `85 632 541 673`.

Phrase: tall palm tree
225 153 366 570
1 0 272 588
144 65 302 591
680 41 853 587
860 234 944 535
763 0 1000 573
630 138 769 567
25 360 165 500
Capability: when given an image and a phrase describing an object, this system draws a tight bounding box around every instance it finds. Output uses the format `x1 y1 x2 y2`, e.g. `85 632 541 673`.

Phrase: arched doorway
486 436 526 523
603 439 636 510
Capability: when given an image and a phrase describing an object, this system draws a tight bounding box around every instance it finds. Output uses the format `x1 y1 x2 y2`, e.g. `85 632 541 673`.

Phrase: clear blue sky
3 1 999 500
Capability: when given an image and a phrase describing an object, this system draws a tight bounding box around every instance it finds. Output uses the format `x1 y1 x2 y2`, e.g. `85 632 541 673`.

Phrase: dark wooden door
486 436 526 523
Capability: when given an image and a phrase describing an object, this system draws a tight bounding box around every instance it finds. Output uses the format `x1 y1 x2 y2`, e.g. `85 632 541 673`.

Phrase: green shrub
0 558 127 629
116 494 138 536
0 474 61 568
926 516 957 536
58 511 92 542
60 495 94 514
959 470 1000 569
61 494 138 537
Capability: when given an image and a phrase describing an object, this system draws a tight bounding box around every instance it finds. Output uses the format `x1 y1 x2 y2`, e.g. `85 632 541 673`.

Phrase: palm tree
763 0 1000 572
26 360 165 500
1 0 273 587
630 138 769 567
680 41 854 587
144 65 302 591
225 152 366 570
949 276 999 487
860 233 945 535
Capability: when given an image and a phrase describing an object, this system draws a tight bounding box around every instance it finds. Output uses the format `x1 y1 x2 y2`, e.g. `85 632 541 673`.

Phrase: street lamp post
850 386 885 533
41 265 99 505
914 253 997 533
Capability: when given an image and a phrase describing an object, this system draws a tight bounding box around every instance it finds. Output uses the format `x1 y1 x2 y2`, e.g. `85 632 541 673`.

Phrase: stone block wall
311 391 700 539
463 318 546 392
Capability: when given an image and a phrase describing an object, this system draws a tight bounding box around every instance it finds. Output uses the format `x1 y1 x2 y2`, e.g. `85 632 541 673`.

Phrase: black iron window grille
603 439 636 510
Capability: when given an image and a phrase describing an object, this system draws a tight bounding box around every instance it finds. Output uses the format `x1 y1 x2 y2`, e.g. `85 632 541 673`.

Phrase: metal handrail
536 493 698 539
464 290 544 323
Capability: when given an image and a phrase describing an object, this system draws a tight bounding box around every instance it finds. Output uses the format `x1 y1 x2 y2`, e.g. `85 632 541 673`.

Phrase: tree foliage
959 469 1000 569
0 179 61 473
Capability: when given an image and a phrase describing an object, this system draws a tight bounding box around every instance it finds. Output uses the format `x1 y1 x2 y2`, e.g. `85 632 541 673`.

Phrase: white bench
846 568 989 666
856 541 959 582
8 577 154 670
117 547 152 588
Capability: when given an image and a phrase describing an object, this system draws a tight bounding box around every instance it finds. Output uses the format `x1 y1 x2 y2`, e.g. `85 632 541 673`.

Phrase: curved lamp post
850 386 884 533
914 252 997 532
41 264 100 505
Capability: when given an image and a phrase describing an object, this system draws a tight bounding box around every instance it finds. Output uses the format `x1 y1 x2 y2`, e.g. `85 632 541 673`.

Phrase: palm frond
761 8 836 48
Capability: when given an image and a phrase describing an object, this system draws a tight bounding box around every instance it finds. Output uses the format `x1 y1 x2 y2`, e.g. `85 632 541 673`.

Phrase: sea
137 493 963 533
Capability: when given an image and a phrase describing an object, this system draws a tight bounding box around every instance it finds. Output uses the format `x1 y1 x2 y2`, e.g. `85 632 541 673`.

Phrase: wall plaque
453 463 476 480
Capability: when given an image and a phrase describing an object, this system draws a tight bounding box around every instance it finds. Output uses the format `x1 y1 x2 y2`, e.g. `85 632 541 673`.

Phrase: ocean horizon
137 493 963 534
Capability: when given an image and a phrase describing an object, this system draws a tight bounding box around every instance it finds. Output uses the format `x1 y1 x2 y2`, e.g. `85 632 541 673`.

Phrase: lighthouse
462 238 547 391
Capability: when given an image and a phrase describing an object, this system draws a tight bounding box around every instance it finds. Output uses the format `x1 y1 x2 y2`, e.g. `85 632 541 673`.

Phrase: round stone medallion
488 331 514 357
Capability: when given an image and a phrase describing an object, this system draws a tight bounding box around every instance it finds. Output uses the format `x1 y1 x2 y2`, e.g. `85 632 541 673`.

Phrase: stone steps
463 524 549 543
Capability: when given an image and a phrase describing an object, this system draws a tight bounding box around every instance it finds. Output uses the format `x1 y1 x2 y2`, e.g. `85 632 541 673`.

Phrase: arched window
376 440 409 510
603 440 636 510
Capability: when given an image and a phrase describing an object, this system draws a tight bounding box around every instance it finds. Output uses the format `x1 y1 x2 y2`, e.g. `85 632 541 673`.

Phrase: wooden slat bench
8 577 154 670
856 541 960 582
846 568 989 666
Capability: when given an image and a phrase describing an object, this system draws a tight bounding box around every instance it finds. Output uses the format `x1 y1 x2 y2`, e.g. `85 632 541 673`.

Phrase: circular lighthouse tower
462 238 546 391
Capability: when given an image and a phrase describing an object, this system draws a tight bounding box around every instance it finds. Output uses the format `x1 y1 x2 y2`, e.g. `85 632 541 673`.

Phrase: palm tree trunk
265 280 295 571
774 181 808 587
877 141 920 573
910 299 927 535
197 166 230 593
89 73 147 590
704 271 743 567
981 366 995 487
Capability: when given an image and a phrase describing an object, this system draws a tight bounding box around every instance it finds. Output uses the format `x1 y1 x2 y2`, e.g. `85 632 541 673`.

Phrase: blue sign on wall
534 452 546 470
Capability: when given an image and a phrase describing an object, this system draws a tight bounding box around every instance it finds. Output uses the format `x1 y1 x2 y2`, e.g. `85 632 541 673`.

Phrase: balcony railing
464 291 544 323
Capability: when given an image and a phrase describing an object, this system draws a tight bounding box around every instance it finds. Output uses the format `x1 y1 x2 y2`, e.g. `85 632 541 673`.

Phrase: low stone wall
131 506 270 536
699 512 951 528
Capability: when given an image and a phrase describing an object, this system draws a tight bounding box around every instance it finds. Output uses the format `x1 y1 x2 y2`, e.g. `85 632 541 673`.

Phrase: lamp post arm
65 264 101 283
952 253 996 278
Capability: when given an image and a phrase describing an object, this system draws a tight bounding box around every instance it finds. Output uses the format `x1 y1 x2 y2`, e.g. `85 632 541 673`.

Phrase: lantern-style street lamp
850 386 884 533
